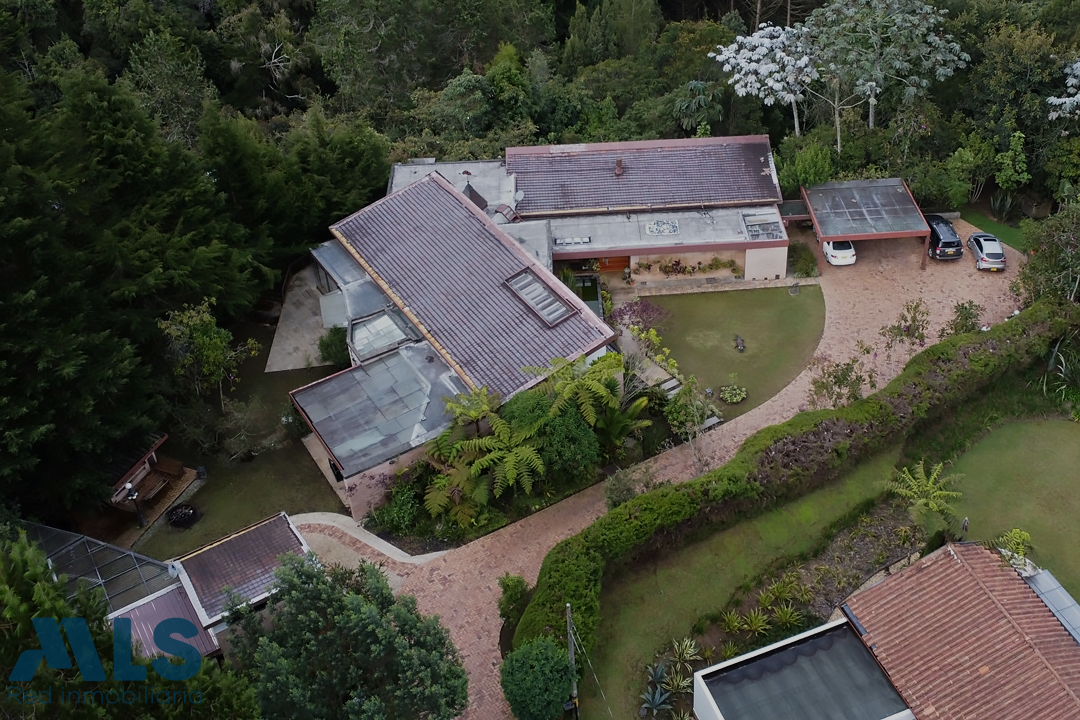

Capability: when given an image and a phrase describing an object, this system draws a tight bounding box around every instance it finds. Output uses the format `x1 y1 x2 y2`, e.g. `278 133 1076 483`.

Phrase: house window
506 270 573 326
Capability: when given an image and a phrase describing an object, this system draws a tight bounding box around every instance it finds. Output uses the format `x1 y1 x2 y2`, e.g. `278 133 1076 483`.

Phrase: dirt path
299 227 1023 720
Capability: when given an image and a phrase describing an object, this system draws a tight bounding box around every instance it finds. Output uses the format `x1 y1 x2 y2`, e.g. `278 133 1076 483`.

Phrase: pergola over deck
801 178 933 268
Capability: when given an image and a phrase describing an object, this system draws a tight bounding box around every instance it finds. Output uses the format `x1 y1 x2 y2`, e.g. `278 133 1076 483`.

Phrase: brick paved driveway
301 221 1024 720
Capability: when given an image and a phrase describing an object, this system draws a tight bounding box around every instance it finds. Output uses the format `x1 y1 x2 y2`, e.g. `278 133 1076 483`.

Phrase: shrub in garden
500 637 573 720
718 373 747 404
498 573 532 628
369 477 420 536
501 390 601 489
317 325 351 368
788 242 819 278
514 301 1079 656
939 300 985 339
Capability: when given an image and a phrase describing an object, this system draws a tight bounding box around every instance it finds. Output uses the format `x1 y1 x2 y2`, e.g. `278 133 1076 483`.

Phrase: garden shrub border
514 301 1080 654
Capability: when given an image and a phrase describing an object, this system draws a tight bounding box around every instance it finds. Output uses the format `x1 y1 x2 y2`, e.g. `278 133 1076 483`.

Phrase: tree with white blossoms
711 23 817 137
1048 60 1080 120
804 0 966 132
715 0 966 151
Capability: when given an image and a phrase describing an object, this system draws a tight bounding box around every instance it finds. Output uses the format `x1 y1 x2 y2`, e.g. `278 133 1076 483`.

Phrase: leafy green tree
0 71 157 514
123 31 217 147
525 353 623 426
1014 201 1080 305
994 130 1031 192
158 298 261 411
500 637 573 720
887 460 963 530
671 79 723 134
500 390 602 487
228 554 468 720
778 139 834 195
1 530 260 719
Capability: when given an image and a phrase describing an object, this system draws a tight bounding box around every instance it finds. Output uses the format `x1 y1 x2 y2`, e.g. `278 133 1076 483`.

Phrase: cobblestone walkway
298 229 1023 719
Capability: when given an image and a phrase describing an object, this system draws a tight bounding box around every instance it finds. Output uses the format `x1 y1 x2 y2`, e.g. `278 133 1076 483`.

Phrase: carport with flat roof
801 178 933 268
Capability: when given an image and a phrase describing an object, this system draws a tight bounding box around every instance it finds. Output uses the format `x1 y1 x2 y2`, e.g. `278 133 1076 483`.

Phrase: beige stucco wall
743 246 789 280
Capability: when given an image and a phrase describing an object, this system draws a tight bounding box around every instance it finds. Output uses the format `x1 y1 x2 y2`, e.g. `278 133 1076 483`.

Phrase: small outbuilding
800 178 932 268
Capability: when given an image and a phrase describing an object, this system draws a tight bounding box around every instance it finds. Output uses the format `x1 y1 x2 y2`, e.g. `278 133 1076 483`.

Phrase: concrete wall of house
744 246 788 280
631 249 744 269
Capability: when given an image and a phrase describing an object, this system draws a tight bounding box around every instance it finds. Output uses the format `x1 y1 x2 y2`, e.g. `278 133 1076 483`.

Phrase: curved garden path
296 228 1022 720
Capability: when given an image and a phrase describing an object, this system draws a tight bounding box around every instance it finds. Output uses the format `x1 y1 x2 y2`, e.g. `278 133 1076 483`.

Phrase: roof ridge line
952 544 1080 709
329 226 478 391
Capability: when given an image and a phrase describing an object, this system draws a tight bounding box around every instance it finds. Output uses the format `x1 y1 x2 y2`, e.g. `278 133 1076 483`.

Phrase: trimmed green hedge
514 301 1079 654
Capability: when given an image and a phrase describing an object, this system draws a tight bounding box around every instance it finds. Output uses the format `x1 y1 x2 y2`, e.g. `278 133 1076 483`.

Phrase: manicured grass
579 445 900 720
652 286 825 419
959 205 1027 251
951 420 1080 598
137 324 344 560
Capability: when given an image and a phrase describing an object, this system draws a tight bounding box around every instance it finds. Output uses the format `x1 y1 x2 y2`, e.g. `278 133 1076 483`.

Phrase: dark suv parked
925 215 965 260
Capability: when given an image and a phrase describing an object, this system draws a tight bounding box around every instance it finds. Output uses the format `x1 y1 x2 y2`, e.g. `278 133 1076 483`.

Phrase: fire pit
167 504 201 529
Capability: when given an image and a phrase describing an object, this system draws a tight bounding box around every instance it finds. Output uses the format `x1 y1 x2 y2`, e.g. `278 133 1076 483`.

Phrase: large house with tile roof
693 543 1080 720
388 136 790 282
293 172 615 480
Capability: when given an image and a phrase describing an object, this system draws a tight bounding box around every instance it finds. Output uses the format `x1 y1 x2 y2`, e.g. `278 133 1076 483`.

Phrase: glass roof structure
700 621 910 720
22 522 176 615
802 178 929 241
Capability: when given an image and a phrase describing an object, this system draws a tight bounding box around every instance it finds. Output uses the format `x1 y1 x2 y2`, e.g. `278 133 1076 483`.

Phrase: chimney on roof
615 158 624 177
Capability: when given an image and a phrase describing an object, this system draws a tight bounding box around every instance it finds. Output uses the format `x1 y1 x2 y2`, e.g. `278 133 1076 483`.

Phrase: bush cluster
513 301 1078 655
788 242 819 278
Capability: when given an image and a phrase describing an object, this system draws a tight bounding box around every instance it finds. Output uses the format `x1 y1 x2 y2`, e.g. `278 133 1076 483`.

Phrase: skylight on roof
743 213 784 241
506 270 573 326
554 236 592 246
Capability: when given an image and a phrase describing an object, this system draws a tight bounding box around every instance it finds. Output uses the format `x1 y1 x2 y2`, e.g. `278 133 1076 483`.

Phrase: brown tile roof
178 513 308 624
330 173 614 397
113 584 219 657
505 136 781 216
845 543 1080 720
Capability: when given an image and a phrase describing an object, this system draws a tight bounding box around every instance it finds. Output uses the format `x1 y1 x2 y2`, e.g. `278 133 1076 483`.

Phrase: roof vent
615 158 624 177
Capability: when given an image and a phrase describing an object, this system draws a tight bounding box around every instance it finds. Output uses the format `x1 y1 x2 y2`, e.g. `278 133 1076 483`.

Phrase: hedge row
513 300 1080 654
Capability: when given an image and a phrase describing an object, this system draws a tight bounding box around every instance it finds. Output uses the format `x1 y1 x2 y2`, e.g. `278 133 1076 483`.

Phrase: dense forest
3 0 1080 519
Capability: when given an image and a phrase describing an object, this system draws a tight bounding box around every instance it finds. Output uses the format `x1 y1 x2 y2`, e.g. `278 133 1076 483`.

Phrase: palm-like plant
442 385 501 435
639 686 673 717
720 610 745 635
456 414 545 497
671 637 701 675
661 670 692 695
595 395 652 455
772 602 804 629
720 641 741 660
423 459 490 526
743 608 771 637
524 353 623 425
887 460 963 529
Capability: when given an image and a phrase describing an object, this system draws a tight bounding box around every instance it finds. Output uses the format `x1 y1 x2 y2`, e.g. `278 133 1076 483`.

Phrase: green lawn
951 419 1080 597
580 445 900 720
652 286 826 419
959 205 1027 251
137 324 344 560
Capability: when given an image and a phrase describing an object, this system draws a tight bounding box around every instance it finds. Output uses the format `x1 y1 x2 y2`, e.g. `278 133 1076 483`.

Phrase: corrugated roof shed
505 136 781 216
845 543 1080 720
113 584 219 658
178 513 309 625
330 173 614 397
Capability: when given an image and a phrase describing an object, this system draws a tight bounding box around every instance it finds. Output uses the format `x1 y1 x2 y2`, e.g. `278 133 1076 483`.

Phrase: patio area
265 264 333 373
